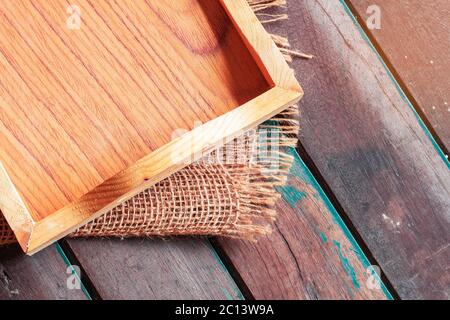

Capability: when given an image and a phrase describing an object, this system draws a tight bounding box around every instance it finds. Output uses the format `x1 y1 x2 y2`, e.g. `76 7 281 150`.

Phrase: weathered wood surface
347 0 450 155
2 0 448 300
0 244 86 300
284 0 450 299
66 238 242 300
216 149 390 299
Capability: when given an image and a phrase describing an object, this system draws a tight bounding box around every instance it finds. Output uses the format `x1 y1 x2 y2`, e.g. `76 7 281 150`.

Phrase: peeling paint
281 148 392 299
319 232 328 243
333 240 361 290
278 185 306 208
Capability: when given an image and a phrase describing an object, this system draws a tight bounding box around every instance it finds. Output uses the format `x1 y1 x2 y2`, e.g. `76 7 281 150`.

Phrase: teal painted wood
54 242 92 300
215 148 391 299
285 148 392 299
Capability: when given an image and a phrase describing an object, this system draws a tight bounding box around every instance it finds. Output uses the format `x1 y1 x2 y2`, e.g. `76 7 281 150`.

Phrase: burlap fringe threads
0 0 301 246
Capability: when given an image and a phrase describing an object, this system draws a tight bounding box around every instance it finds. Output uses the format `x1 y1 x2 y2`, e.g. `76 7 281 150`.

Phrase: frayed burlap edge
72 104 299 241
0 0 303 246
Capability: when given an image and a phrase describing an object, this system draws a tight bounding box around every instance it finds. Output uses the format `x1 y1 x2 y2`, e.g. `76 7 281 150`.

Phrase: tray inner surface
0 0 271 221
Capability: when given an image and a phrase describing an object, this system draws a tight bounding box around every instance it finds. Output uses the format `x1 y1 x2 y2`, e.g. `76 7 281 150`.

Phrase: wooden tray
0 0 302 254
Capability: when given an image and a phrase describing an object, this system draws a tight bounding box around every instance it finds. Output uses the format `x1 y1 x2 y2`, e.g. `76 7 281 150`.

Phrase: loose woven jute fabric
0 0 299 246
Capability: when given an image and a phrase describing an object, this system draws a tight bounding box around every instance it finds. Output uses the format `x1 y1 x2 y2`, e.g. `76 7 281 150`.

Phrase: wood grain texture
66 238 243 300
347 0 450 154
216 149 390 300
286 0 450 299
0 0 302 253
24 87 300 255
0 244 86 300
0 0 267 220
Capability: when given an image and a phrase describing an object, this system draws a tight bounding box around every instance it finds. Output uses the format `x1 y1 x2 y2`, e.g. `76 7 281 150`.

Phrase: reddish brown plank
0 244 86 300
347 0 450 154
216 149 390 299
66 238 243 300
284 0 449 299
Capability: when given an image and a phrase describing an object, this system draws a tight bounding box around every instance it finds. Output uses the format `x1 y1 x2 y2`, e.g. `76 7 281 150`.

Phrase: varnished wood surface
286 0 450 299
66 238 242 300
0 244 86 300
0 0 301 254
347 0 450 155
216 149 390 299
0 0 268 221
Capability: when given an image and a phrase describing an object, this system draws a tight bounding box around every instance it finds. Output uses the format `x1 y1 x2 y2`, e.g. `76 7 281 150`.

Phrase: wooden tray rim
0 0 303 254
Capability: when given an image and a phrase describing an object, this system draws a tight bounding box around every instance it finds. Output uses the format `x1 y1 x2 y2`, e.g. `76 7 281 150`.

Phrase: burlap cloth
0 0 300 246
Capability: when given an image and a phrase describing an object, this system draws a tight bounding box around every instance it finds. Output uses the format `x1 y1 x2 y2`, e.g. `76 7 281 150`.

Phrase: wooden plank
347 0 450 155
0 244 87 300
282 0 449 299
66 238 243 300
216 149 390 300
0 0 301 254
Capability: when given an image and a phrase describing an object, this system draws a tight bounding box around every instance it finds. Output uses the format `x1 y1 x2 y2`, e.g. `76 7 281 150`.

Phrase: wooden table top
1 0 449 300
